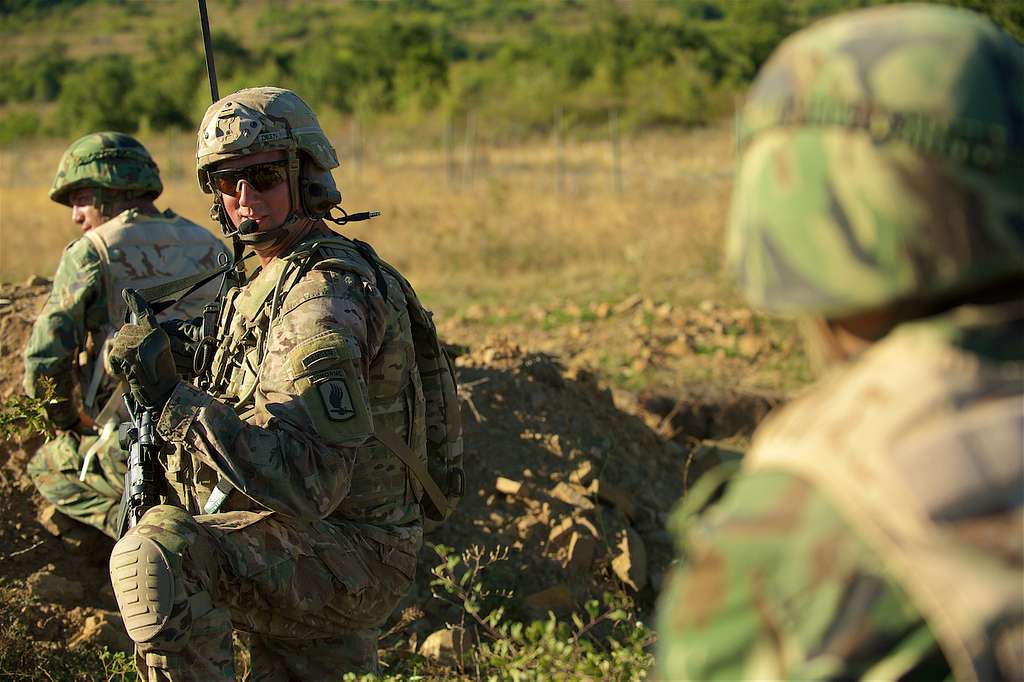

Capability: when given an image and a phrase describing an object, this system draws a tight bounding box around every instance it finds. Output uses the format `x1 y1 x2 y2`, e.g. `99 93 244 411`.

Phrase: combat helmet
50 132 163 216
727 4 1024 318
196 87 341 246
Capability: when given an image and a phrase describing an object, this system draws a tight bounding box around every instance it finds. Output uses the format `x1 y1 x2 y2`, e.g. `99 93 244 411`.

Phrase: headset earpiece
301 177 342 219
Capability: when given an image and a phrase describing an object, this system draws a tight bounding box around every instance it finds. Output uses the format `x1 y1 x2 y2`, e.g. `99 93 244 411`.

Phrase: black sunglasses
209 160 289 196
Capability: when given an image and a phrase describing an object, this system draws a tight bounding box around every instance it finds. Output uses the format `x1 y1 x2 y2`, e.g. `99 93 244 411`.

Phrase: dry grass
0 124 807 393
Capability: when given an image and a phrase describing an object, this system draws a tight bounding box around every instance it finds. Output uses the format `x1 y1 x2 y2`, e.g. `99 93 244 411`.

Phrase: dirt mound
0 283 771 664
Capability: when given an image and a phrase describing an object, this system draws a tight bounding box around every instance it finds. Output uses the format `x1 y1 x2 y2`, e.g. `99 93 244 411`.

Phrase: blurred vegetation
0 0 1018 144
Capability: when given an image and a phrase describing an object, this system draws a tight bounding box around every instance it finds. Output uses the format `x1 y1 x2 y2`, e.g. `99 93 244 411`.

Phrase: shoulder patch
287 331 373 445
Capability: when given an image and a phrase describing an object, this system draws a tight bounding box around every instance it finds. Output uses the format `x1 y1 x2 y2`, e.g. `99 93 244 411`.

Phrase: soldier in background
24 132 228 539
657 5 1023 681
105 87 451 679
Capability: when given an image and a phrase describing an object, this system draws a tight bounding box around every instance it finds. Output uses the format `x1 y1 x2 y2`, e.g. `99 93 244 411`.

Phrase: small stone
568 460 595 487
738 334 766 358
28 567 85 603
524 583 573 613
549 482 594 511
37 505 73 537
419 626 469 667
495 477 521 496
547 517 576 549
24 275 49 287
611 528 647 592
69 611 134 652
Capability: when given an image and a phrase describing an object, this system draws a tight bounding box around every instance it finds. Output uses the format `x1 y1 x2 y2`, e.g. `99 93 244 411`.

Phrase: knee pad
110 531 176 643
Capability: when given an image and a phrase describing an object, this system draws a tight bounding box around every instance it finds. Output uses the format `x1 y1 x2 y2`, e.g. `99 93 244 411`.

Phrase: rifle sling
137 251 255 316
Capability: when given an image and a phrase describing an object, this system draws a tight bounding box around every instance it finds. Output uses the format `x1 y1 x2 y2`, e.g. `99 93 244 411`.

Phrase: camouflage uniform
108 89 426 680
24 132 228 539
657 6 1024 681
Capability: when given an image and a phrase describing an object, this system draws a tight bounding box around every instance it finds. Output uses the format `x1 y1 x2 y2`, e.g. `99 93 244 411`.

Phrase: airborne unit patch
316 377 355 421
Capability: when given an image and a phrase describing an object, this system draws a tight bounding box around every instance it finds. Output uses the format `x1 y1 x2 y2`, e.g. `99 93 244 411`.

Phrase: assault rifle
114 290 164 537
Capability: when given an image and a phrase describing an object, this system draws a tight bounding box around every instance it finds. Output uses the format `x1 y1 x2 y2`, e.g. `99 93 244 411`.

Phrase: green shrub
0 110 43 145
417 543 656 680
51 55 137 135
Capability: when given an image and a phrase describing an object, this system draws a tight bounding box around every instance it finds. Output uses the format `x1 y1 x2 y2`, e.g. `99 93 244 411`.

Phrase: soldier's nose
236 180 259 206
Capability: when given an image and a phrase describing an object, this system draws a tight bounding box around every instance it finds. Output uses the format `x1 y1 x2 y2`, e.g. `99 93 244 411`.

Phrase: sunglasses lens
250 163 288 191
212 162 287 196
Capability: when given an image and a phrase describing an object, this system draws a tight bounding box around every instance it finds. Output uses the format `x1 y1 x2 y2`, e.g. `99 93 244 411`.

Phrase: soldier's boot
110 505 234 682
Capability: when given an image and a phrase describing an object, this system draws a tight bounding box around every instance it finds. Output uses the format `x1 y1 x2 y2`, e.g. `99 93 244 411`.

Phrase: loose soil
0 281 783 670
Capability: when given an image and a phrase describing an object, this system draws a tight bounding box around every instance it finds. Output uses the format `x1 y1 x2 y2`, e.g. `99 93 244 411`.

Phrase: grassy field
0 123 808 394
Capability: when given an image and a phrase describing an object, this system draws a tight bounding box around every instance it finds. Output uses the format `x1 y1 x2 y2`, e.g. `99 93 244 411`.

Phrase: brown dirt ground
0 281 780 666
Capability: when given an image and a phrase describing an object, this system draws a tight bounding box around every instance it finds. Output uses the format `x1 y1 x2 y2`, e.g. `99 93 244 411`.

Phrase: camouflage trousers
110 505 417 681
27 428 126 539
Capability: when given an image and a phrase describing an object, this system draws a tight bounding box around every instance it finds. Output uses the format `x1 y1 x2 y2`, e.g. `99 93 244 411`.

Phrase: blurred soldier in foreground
106 87 461 679
657 5 1023 681
24 132 228 539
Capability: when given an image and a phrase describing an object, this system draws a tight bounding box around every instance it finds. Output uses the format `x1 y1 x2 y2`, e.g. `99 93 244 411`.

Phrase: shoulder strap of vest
374 426 452 520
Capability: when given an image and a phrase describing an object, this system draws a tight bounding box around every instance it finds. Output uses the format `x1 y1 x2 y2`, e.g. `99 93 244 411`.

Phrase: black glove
109 290 179 410
160 317 203 378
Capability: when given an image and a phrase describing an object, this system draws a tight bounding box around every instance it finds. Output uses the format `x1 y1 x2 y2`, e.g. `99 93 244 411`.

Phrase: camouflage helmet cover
50 132 163 206
196 86 339 191
727 4 1024 317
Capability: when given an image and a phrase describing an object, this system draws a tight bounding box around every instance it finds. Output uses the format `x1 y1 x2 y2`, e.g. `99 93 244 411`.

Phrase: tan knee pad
110 532 176 643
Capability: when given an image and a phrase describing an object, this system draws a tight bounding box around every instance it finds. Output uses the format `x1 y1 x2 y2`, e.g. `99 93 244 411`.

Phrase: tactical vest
746 324 1024 682
80 208 228 416
179 235 430 532
83 208 227 328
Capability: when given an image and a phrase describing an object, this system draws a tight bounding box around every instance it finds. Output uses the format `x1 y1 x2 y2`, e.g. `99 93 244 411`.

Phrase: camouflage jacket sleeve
156 268 388 520
656 469 953 681
23 238 107 428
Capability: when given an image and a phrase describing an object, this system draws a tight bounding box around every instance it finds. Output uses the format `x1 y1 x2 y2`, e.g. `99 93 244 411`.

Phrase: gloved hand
109 289 179 410
160 317 203 378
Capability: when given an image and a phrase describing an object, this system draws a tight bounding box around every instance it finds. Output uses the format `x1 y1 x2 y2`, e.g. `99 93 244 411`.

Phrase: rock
611 527 647 592
589 478 636 520
495 476 534 499
69 611 134 652
563 532 597 576
24 275 50 287
614 294 643 314
738 334 767 358
548 515 600 551
548 482 594 511
547 516 576 549
524 583 573 613
37 505 74 537
568 460 596 488
28 566 85 603
419 626 469 668
495 477 521 495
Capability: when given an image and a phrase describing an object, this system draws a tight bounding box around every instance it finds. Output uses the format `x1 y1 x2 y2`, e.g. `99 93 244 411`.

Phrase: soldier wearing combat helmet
657 5 1023 681
24 132 228 540
105 87 458 679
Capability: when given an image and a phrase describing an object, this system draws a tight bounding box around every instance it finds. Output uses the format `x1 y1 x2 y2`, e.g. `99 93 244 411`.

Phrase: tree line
0 0 1019 144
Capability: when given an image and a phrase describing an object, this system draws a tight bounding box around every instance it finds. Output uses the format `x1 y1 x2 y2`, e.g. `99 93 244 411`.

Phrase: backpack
313 236 465 524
